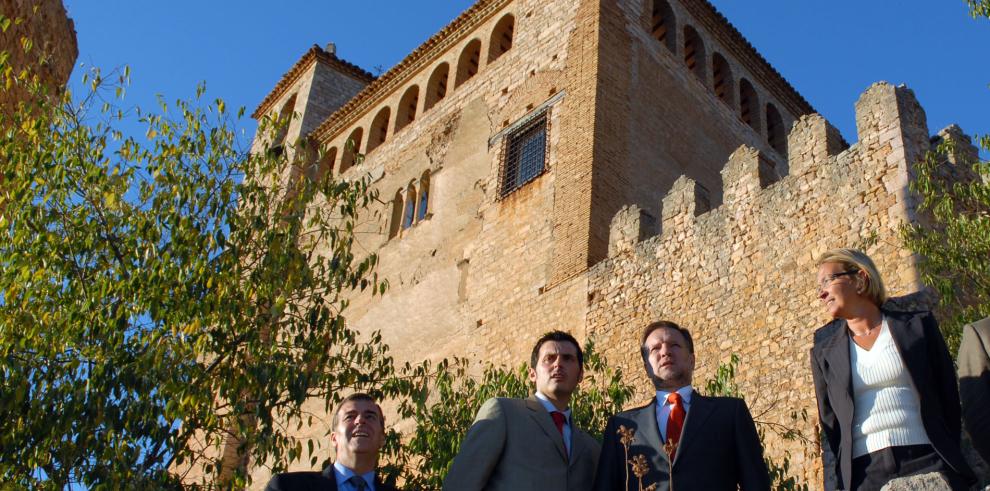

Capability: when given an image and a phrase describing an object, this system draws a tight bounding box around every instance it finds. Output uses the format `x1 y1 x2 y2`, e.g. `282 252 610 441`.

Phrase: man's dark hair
640 320 694 358
530 330 584 368
331 392 383 428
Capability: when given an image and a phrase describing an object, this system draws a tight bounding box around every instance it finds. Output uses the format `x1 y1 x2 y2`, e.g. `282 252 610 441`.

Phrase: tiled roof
267 0 815 142
252 44 375 120
311 0 510 141
686 0 816 117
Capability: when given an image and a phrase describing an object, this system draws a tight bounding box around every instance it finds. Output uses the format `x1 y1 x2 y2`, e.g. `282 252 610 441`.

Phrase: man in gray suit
959 316 990 465
443 331 601 491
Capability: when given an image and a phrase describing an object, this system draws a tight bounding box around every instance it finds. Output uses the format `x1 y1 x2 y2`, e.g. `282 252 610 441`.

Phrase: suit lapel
632 399 669 472
569 429 586 468
820 319 854 434
886 310 926 389
322 465 337 490
674 391 714 465
525 396 568 461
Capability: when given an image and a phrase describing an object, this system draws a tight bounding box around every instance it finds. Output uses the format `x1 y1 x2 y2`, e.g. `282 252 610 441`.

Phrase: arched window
270 94 297 156
766 103 786 155
712 52 733 107
402 183 417 229
417 171 430 221
339 127 363 174
683 25 706 82
651 0 676 53
388 190 403 239
739 78 760 133
455 39 482 88
367 107 390 154
424 63 449 112
395 86 419 133
318 146 337 181
488 14 515 63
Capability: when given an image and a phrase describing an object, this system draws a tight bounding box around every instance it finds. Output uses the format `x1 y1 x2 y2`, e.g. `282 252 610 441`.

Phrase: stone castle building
248 0 976 487
0 0 77 112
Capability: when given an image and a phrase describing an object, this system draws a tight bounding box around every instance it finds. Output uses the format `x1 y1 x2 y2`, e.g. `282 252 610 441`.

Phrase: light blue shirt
655 385 693 442
535 391 573 455
333 461 376 491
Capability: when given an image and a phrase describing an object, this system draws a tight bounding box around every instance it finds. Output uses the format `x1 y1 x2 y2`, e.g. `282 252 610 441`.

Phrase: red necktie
551 411 566 436
666 392 685 458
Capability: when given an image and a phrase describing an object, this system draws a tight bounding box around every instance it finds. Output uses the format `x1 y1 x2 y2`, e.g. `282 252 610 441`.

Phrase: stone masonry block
933 124 980 167
608 204 657 257
855 82 928 155
721 145 769 206
660 175 702 234
787 114 845 175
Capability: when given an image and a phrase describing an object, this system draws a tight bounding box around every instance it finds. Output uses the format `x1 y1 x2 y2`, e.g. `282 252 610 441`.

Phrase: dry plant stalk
617 425 660 491
663 438 678 491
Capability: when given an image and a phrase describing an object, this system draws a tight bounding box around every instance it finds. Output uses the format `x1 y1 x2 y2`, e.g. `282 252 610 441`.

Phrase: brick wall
0 0 77 113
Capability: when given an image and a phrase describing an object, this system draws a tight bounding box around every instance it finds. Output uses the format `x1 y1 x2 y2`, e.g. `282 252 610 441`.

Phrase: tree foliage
704 354 811 491
0 45 395 487
968 0 990 18
902 135 989 353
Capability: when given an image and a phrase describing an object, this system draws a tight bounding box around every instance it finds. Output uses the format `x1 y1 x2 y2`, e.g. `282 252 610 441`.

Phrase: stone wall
0 0 77 112
588 0 808 273
587 82 934 487
242 0 972 488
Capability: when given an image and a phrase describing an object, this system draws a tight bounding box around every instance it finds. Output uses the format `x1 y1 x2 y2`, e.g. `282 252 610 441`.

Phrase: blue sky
62 1 989 155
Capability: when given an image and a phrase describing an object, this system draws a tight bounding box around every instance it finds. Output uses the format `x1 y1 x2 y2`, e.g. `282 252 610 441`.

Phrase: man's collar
656 385 693 405
534 391 571 419
333 461 375 488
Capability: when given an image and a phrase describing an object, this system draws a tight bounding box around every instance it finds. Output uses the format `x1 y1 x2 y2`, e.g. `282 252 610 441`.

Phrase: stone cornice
252 45 375 120
683 0 816 118
311 0 512 142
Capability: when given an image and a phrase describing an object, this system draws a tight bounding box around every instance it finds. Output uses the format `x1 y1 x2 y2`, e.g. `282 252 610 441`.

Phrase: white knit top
849 318 930 457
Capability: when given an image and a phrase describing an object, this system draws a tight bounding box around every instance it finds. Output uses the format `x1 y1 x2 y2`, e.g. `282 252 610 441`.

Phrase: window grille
500 111 548 197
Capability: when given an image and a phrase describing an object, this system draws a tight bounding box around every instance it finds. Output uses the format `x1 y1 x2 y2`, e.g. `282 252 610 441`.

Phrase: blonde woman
809 249 974 490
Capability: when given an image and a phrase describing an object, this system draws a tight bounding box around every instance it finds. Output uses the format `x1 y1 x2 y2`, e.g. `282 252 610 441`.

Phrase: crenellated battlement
591 82 966 487
605 82 937 259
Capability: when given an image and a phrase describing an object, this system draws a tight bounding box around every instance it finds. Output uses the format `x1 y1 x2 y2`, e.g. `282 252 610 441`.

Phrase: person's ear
857 271 869 293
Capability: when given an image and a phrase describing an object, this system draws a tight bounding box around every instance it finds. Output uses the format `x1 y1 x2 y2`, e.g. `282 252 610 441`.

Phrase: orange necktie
666 392 685 458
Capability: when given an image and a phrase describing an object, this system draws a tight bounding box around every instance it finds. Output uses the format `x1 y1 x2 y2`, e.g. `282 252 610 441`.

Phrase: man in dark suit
443 331 601 491
594 320 770 491
264 393 398 491
958 316 990 465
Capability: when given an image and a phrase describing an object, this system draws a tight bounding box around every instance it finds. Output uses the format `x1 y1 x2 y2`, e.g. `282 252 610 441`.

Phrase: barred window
500 113 548 197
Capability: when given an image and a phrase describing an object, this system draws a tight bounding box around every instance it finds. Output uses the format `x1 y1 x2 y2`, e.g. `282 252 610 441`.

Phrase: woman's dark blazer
810 309 974 491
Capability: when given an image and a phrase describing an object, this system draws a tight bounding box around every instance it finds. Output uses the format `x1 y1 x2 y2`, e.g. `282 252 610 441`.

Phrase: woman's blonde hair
816 248 888 306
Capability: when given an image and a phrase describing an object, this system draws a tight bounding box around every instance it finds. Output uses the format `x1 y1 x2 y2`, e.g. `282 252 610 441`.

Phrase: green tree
968 0 990 18
705 354 811 491
902 136 989 353
0 46 395 488
900 0 989 353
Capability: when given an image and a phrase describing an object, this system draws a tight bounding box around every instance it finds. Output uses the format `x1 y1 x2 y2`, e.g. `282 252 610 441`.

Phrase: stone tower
248 0 969 488
0 0 77 114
